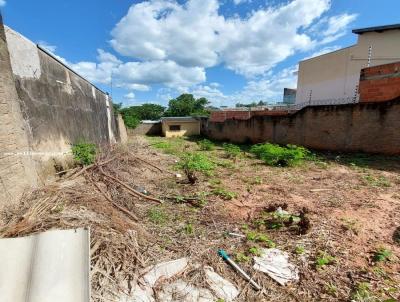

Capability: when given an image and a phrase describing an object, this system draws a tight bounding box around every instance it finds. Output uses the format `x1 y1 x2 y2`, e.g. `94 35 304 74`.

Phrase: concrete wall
127 122 162 136
0 22 125 205
162 120 200 138
204 98 400 155
296 29 400 104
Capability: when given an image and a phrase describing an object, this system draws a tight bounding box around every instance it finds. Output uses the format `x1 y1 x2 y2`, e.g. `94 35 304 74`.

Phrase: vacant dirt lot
1 135 399 302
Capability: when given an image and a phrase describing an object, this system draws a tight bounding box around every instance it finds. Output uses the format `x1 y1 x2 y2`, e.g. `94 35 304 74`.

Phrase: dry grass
0 136 399 302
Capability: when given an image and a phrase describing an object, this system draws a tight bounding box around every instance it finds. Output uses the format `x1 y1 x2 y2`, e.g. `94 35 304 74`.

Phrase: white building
295 24 400 105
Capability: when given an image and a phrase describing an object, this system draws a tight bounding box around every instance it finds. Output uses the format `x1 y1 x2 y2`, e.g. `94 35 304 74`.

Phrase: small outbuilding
161 117 200 138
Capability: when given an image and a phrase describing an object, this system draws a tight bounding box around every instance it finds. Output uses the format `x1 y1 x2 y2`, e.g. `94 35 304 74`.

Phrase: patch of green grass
71 141 97 165
251 176 263 185
249 246 262 256
184 223 194 235
246 231 275 247
295 245 306 255
197 139 215 151
147 207 168 224
315 251 336 269
148 137 186 155
212 187 237 200
222 143 242 158
362 174 391 188
373 247 392 262
250 143 310 167
235 252 250 263
351 282 372 301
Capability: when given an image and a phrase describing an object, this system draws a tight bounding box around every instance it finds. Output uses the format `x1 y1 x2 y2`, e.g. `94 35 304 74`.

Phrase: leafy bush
250 143 309 167
198 139 215 151
223 143 241 158
177 152 215 183
315 251 335 268
71 142 96 165
123 115 140 129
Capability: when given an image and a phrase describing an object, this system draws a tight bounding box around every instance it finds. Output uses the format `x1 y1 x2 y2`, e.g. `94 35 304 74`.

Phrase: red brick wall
359 62 400 103
210 109 289 122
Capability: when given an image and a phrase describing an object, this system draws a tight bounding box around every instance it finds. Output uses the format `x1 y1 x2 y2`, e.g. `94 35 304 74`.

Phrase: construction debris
142 258 189 287
253 248 299 286
205 266 240 301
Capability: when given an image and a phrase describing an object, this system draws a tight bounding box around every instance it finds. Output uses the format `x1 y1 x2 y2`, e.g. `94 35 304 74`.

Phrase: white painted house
295 24 400 105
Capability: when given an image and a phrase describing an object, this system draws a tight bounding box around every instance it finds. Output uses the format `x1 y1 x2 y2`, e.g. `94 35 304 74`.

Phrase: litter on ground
253 248 299 286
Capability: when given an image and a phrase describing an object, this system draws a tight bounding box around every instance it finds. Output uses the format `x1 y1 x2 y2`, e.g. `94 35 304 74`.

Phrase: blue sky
1 0 399 107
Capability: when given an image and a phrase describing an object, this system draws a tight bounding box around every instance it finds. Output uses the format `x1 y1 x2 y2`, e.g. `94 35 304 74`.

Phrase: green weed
197 139 215 151
250 143 310 167
325 282 338 297
351 282 372 301
147 207 168 224
362 174 391 188
223 143 242 158
295 245 305 255
71 142 96 165
212 187 237 200
373 247 392 262
235 252 250 263
315 251 336 269
184 223 194 235
249 246 262 256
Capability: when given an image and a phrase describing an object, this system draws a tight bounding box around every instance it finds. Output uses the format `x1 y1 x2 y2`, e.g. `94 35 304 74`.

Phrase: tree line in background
113 94 212 128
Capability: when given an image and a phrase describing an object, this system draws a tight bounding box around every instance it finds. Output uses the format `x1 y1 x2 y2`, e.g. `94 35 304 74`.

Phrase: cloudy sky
1 0 399 107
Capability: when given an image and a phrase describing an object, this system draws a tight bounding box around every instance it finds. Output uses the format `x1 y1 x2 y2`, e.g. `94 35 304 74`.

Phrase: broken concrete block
142 258 188 287
205 267 239 302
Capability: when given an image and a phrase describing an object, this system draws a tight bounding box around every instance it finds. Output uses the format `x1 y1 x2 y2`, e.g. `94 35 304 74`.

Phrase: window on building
169 125 181 131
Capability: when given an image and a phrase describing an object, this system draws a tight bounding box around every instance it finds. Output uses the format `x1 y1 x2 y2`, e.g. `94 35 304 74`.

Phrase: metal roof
161 116 198 122
352 24 400 34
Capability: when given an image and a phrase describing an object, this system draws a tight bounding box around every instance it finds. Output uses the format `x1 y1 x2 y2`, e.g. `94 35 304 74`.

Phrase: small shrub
250 143 309 167
246 232 275 247
198 139 215 151
177 152 215 183
212 187 237 200
223 143 241 158
71 142 97 165
373 247 392 262
315 251 335 269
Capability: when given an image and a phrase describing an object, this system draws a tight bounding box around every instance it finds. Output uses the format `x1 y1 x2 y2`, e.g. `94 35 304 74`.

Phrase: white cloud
38 41 57 53
110 0 332 77
35 0 357 101
232 0 250 5
0 0 6 7
124 92 135 99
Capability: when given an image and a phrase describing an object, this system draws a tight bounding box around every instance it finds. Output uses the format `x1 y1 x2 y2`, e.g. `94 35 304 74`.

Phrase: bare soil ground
1 135 399 302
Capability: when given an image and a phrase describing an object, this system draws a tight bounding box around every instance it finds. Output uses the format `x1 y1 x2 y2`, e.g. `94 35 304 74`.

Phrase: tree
235 100 267 108
164 94 210 117
119 103 165 128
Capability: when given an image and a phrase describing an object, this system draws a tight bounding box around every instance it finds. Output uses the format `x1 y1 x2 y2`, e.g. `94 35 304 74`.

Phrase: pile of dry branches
0 144 169 301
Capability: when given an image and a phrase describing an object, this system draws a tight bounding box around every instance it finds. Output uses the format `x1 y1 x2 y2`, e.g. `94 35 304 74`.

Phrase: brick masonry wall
205 98 400 155
359 61 400 103
210 109 289 122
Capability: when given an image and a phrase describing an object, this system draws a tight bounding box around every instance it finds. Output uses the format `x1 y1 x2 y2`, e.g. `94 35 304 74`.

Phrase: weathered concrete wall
0 16 38 203
0 21 125 205
204 98 400 155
